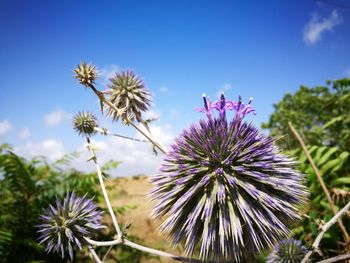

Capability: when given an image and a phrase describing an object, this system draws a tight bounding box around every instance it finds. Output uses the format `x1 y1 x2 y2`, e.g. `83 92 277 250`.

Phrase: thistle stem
289 122 350 243
318 253 350 263
301 200 350 263
85 237 121 246
102 245 114 262
86 139 122 238
84 237 205 262
88 246 103 263
94 127 149 142
128 121 168 154
89 85 168 154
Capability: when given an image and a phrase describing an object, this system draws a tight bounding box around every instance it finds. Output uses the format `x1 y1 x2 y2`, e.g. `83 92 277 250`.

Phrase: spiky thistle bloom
37 192 105 260
73 111 98 138
266 238 308 263
105 70 152 123
150 93 308 262
73 61 98 87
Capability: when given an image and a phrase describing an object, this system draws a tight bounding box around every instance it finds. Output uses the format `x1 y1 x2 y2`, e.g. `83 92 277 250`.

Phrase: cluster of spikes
73 61 98 87
150 93 308 262
266 238 308 263
37 192 105 260
73 62 152 125
105 70 152 123
73 111 98 138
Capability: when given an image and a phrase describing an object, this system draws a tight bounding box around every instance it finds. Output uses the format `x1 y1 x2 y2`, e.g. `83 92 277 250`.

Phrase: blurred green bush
0 145 151 262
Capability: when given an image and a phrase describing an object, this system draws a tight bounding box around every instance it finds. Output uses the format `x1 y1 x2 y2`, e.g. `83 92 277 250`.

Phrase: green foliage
263 78 350 259
289 145 350 258
262 78 350 151
0 145 146 262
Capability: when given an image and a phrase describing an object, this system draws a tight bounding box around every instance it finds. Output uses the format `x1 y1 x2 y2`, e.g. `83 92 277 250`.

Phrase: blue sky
0 0 349 176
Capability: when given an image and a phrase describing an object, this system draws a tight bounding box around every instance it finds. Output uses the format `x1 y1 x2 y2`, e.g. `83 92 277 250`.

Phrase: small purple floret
195 93 256 119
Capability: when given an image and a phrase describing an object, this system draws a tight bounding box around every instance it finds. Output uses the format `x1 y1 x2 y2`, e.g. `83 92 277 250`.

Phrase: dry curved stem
86 138 122 237
301 200 350 263
94 127 149 142
102 245 114 262
288 122 350 243
89 84 168 154
318 253 350 263
88 246 103 263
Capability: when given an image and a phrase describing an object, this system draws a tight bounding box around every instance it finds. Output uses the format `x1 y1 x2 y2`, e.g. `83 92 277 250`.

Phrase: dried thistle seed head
73 111 98 137
150 94 308 262
105 70 152 123
266 238 308 263
37 192 105 260
73 61 98 87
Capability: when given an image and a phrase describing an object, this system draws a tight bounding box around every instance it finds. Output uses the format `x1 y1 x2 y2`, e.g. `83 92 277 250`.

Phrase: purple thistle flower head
150 94 308 262
266 238 308 263
37 192 105 260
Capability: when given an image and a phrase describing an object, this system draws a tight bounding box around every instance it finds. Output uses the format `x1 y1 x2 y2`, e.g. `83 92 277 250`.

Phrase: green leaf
318 147 338 166
332 177 350 186
323 116 343 129
320 158 344 176
314 146 328 163
101 160 120 171
330 151 349 174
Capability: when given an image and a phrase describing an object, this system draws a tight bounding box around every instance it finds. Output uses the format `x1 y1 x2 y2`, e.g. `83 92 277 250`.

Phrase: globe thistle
73 111 98 138
266 238 308 263
150 94 308 262
105 70 152 123
73 61 98 87
37 192 105 260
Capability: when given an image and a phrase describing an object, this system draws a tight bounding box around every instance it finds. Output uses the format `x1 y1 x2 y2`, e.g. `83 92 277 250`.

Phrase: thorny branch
301 200 350 263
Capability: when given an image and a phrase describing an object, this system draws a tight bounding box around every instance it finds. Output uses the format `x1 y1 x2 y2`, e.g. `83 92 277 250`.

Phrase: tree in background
262 78 350 151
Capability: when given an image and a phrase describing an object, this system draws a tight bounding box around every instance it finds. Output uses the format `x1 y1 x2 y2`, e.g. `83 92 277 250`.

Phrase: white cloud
100 64 120 82
18 127 30 139
13 123 176 176
44 109 70 127
16 139 65 161
74 123 175 176
216 83 232 98
158 86 168 93
0 120 13 137
303 10 342 45
143 109 161 120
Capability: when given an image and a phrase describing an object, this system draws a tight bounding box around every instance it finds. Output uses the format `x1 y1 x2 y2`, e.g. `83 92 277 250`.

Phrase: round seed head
37 192 105 260
73 111 98 138
266 238 308 263
150 94 308 262
73 61 98 87
105 70 152 123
